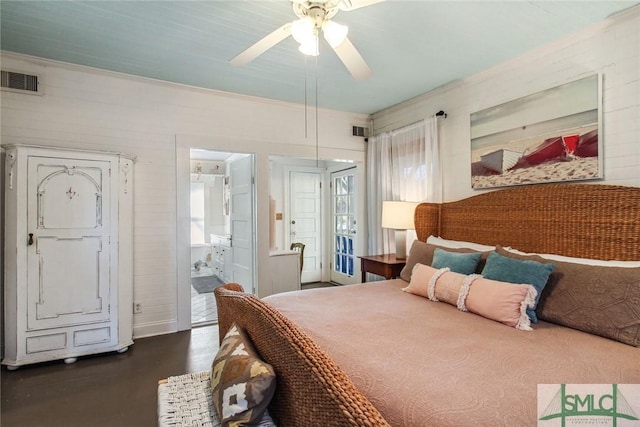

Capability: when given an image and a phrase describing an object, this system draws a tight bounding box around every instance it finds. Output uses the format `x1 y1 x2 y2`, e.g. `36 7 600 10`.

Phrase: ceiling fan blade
230 23 291 67
338 0 384 11
332 36 372 80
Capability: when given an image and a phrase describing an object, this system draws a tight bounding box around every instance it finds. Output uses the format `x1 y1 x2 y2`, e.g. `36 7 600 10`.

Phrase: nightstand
358 254 407 282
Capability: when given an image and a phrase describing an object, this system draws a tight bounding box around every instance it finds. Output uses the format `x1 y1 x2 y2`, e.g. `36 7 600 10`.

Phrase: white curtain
367 117 441 257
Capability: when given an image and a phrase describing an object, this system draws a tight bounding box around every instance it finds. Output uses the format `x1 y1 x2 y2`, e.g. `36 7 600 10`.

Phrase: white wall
372 6 640 201
0 52 369 338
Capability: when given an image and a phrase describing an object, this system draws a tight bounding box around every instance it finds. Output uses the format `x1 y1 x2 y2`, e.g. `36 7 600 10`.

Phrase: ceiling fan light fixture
229 0 375 79
298 36 319 56
291 17 316 45
322 20 348 48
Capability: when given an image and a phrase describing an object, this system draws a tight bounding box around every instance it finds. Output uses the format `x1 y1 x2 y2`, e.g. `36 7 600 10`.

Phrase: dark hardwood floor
1 325 219 427
301 281 337 290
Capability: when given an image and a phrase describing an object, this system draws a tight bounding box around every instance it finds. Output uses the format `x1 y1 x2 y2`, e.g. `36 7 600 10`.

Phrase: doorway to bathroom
189 149 255 326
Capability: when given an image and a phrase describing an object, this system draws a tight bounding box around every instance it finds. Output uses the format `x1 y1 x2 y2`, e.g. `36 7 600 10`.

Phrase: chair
290 242 305 275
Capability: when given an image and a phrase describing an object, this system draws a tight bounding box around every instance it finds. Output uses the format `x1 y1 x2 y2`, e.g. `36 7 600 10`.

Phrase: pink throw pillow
402 263 436 298
402 264 538 331
402 264 469 308
465 278 537 330
433 269 467 306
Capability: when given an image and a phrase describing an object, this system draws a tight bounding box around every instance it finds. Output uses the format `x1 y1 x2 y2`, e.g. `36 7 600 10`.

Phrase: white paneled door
229 155 256 294
289 171 322 283
27 156 116 337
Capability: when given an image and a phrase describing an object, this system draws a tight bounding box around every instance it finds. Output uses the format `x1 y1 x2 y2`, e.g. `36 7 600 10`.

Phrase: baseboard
133 320 178 339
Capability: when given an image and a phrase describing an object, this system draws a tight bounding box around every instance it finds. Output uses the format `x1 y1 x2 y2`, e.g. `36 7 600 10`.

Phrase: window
190 182 205 244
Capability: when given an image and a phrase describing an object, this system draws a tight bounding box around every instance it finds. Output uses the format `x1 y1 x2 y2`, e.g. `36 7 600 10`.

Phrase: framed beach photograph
470 74 602 189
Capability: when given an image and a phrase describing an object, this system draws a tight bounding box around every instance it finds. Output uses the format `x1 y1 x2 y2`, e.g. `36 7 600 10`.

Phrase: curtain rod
366 111 447 142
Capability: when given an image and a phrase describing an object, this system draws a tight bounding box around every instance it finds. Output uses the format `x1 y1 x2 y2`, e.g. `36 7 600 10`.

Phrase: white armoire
3 145 134 368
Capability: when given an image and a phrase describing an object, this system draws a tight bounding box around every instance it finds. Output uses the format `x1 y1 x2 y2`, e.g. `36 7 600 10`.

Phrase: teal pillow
431 248 482 275
481 251 555 323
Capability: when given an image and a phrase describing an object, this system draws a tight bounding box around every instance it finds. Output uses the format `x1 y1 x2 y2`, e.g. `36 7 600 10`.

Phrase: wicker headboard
414 183 640 261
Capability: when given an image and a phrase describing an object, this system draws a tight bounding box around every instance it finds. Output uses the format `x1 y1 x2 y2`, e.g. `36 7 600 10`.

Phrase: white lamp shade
322 20 348 48
381 201 419 230
291 17 315 45
298 37 319 56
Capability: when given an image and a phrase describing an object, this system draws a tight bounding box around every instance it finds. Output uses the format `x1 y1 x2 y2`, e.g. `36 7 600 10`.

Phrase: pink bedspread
264 280 640 426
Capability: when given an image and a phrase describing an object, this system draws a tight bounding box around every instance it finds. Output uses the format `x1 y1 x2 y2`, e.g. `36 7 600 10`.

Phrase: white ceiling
1 1 637 114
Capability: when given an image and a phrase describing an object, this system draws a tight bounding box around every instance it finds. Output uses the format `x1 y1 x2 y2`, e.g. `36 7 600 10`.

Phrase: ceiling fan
229 0 383 80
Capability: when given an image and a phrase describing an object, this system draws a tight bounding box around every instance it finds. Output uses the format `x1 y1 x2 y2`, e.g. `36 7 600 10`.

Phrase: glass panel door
330 168 357 284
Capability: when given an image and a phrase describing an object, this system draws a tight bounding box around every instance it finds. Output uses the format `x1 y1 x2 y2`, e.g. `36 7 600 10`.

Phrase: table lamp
381 201 419 259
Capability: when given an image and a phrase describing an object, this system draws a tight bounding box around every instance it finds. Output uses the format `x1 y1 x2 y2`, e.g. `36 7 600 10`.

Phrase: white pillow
501 246 640 268
426 235 495 252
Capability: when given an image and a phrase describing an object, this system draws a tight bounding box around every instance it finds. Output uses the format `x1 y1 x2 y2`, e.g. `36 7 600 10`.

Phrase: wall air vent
1 70 41 95
352 126 369 138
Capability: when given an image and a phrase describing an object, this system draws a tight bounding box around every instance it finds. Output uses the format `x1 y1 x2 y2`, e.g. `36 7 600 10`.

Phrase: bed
214 183 640 426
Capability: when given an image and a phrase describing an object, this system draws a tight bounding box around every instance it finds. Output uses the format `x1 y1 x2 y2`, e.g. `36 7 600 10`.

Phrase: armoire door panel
73 327 111 347
25 333 67 354
26 155 112 332
28 236 109 330
34 162 104 229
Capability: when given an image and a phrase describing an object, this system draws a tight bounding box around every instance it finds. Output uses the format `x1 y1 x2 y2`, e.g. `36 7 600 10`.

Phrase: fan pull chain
315 54 319 168
304 55 308 139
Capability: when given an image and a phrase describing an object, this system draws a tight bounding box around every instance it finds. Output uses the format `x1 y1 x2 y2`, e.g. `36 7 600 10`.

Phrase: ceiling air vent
1 70 41 94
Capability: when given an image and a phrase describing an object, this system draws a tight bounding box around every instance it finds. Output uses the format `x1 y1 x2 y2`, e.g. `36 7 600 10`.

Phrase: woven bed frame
214 283 390 427
215 183 640 426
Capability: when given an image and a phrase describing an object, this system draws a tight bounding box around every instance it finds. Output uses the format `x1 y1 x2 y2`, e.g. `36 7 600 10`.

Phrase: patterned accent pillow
496 246 640 347
210 324 276 425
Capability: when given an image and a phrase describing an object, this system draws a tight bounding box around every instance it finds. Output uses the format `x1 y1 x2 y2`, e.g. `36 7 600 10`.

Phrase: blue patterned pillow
431 247 483 275
481 251 555 323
